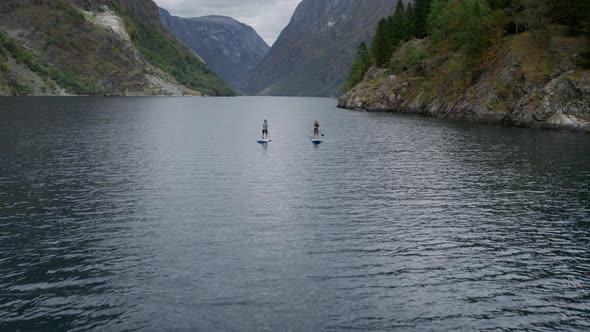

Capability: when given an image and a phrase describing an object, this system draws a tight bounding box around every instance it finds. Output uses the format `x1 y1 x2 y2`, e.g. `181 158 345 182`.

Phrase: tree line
344 0 590 92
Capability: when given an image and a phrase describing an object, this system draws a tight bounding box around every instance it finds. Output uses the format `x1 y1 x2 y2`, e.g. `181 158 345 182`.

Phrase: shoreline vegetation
339 0 590 133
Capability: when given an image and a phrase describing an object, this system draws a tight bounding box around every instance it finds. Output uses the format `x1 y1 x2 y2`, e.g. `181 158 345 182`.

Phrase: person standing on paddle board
262 119 269 139
313 120 320 139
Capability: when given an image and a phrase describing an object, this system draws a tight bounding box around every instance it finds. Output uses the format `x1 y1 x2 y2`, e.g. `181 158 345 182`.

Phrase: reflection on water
0 97 589 331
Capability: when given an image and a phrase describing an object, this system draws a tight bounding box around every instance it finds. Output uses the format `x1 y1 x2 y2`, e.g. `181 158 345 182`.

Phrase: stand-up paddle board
311 139 322 144
257 139 271 144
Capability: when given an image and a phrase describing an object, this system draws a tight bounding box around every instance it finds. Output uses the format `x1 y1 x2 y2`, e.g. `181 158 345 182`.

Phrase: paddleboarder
313 120 320 139
262 119 269 139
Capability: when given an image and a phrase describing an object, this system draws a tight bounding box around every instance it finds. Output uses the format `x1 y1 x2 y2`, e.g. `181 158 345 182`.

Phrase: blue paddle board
257 139 271 144
311 139 322 144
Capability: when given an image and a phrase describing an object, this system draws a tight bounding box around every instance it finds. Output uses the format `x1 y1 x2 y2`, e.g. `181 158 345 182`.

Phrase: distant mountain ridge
159 8 269 93
247 0 404 97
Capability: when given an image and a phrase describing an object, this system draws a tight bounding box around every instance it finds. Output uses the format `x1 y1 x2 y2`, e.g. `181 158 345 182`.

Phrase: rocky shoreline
337 31 590 134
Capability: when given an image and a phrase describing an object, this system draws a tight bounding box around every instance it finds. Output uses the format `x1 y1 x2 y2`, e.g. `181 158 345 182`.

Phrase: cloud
154 0 301 45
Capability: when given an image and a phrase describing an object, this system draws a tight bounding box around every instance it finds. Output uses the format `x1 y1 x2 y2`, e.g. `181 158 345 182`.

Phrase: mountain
159 8 269 93
246 0 402 97
0 0 235 96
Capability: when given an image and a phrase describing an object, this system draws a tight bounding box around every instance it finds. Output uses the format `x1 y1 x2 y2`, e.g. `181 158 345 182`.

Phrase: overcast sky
154 0 301 46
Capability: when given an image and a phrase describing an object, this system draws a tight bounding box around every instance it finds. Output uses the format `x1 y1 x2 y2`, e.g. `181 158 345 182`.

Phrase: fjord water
0 97 589 331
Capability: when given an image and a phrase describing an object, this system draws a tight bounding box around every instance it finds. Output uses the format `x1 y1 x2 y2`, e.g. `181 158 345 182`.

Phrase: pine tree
370 18 393 67
545 0 590 67
405 3 417 40
391 0 407 48
428 0 491 65
577 2 590 68
461 0 492 65
514 0 549 32
550 0 590 35
414 0 433 38
343 42 370 91
358 42 369 65
489 0 514 11
386 15 395 46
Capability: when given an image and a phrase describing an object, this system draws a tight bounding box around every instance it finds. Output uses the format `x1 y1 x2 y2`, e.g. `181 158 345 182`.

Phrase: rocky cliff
247 0 402 97
338 27 590 133
159 8 269 93
0 0 234 96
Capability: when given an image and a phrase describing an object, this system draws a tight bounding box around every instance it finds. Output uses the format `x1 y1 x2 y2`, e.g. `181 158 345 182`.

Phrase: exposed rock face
0 0 233 96
247 0 402 97
338 31 590 133
159 8 269 93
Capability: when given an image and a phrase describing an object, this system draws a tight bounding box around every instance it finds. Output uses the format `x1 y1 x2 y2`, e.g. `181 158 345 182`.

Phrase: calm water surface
0 97 589 331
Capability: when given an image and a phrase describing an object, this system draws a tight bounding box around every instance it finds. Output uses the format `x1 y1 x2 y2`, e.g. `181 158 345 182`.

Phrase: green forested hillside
340 0 590 132
344 0 590 93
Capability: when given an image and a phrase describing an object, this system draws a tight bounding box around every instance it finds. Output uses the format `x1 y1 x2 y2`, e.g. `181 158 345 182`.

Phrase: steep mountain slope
159 8 269 93
0 0 234 96
247 0 401 97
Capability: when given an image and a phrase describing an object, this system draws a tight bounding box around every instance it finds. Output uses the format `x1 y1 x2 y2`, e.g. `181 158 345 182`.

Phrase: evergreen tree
405 3 417 40
460 0 492 64
550 0 590 35
391 0 407 48
514 0 549 32
358 42 369 65
414 0 433 38
386 15 395 47
546 0 590 67
428 0 454 45
343 42 370 92
428 0 491 65
576 3 590 68
370 18 393 67
489 0 514 11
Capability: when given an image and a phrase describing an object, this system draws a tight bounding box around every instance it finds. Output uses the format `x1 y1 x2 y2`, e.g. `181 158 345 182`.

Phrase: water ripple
0 97 589 331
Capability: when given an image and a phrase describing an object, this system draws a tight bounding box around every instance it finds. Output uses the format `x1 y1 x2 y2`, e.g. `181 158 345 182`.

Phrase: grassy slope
121 14 235 96
0 31 103 95
1 1 150 95
106 0 235 96
0 0 235 96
